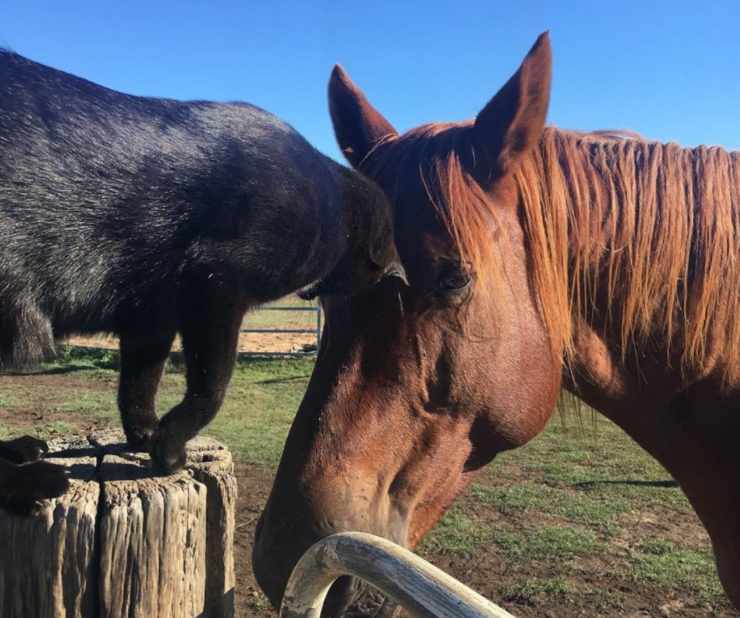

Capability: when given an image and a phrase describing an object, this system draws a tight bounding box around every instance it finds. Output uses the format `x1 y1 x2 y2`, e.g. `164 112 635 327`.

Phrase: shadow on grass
2 345 317 377
255 374 312 385
575 479 679 489
2 364 100 376
169 350 315 371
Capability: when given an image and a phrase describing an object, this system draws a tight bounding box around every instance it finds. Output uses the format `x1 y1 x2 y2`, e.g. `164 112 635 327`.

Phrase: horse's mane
363 125 740 385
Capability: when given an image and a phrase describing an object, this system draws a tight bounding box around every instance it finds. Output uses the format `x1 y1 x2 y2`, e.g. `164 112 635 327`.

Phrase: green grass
195 357 312 464
471 483 629 528
419 507 494 556
501 577 574 605
0 348 312 467
629 540 725 601
0 392 21 407
418 403 727 612
493 526 601 560
52 390 117 415
489 417 693 511
46 345 120 371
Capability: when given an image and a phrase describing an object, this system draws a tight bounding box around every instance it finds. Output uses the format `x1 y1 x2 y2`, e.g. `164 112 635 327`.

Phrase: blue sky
3 2 739 159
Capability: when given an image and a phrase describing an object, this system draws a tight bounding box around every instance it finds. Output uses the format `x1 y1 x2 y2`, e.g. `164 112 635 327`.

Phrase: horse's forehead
394 201 458 265
366 134 467 261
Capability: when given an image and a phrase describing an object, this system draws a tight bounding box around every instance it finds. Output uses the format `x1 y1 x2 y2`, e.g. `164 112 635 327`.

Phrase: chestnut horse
254 33 740 614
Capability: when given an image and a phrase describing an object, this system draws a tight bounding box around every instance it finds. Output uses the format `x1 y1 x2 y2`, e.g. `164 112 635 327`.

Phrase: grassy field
0 347 735 616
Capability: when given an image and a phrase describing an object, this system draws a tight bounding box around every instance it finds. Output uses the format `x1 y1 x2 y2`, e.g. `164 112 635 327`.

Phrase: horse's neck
565 311 671 399
550 135 740 604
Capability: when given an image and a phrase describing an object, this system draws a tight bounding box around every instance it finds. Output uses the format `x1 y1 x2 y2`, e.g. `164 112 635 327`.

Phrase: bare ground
68 330 317 356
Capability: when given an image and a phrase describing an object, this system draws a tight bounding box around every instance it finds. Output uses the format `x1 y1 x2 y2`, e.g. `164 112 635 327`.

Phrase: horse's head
254 33 564 615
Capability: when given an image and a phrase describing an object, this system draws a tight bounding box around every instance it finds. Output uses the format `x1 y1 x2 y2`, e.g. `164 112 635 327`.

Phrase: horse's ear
329 65 398 168
472 32 552 180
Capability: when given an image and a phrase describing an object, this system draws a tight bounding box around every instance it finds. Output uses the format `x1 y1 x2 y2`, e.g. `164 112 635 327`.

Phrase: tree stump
0 431 237 618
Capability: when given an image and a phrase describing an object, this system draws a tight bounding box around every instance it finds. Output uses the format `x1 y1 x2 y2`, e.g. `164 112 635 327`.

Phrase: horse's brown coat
253 33 740 614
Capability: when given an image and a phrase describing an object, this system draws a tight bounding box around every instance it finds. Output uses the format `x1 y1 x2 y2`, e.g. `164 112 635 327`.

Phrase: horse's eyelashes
437 263 472 294
441 273 470 290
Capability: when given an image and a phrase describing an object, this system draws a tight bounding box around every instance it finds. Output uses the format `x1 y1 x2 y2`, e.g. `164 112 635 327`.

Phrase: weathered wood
187 439 238 618
280 531 516 618
98 452 208 618
0 442 98 618
0 432 236 618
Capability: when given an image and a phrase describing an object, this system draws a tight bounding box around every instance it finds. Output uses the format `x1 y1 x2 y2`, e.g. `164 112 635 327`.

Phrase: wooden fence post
0 431 237 618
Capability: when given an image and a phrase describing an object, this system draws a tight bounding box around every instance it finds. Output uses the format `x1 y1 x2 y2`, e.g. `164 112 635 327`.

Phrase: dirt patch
68 330 317 356
0 372 116 437
234 463 276 616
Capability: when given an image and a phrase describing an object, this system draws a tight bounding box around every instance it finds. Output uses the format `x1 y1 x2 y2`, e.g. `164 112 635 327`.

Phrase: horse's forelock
363 123 740 386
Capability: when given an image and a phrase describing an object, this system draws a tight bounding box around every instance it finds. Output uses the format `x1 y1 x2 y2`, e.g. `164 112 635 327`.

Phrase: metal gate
241 304 322 355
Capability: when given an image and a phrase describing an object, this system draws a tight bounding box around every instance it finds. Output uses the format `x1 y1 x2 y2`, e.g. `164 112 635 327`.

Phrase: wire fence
240 304 322 356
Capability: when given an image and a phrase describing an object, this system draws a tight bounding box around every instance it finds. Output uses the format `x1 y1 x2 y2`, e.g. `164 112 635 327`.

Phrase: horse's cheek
477 383 559 451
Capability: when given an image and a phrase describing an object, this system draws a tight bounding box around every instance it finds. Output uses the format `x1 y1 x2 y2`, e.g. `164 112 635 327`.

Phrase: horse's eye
438 268 472 293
